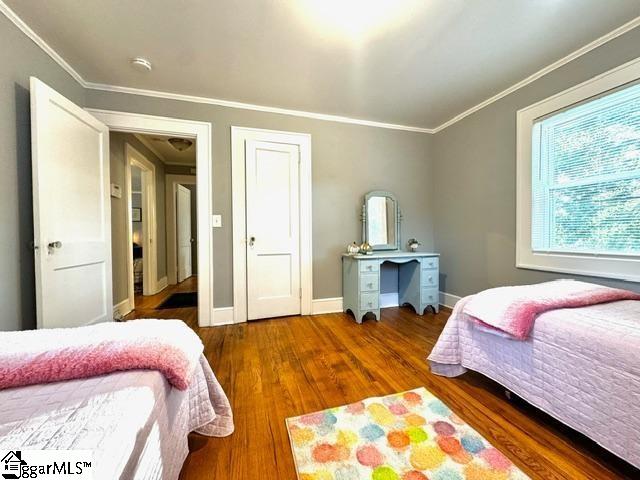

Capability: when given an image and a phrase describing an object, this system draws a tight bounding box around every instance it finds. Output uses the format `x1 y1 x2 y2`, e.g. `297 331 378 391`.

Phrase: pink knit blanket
464 280 640 339
0 319 204 391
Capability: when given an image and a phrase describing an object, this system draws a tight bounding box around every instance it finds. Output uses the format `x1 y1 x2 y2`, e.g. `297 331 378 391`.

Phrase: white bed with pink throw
428 280 640 469
0 320 234 480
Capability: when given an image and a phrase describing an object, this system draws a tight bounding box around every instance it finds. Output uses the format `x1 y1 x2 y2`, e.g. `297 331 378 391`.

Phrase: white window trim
516 56 640 283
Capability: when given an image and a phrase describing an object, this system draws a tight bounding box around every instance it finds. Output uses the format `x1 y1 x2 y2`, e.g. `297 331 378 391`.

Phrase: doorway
125 143 158 302
90 109 214 327
231 127 313 323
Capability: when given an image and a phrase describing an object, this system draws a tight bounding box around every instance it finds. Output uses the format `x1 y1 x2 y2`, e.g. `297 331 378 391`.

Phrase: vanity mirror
361 191 401 250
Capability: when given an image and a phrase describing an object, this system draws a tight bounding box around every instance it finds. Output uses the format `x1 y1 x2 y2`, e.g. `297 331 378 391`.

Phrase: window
532 82 640 255
517 58 640 282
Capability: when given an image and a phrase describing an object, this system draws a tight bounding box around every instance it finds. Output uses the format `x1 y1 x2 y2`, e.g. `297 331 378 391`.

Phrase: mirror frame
362 190 401 251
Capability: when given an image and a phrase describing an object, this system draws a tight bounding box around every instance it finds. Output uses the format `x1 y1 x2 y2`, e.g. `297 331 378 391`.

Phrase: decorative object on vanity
361 191 402 251
346 242 360 255
286 387 528 480
342 252 440 324
407 238 421 252
359 241 373 255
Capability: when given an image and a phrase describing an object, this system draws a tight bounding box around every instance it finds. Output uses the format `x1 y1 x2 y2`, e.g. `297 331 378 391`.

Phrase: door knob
249 236 256 247
48 241 62 249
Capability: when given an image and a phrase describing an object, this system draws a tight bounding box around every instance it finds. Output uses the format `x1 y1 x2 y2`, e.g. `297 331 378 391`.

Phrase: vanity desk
342 190 439 324
342 252 440 323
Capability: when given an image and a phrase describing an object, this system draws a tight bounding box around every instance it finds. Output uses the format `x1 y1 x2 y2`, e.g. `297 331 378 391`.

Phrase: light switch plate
212 214 222 227
110 183 122 198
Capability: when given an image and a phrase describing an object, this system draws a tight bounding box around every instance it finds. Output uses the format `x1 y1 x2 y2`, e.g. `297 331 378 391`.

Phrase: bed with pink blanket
0 320 234 480
428 280 640 469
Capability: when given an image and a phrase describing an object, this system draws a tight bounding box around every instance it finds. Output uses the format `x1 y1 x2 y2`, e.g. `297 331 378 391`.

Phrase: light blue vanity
342 191 440 323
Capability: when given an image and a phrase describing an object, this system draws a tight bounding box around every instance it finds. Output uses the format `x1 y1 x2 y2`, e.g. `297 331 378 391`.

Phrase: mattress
428 299 640 469
0 354 233 480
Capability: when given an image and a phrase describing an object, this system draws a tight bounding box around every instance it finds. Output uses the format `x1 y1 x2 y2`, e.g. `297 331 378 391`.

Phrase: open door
176 184 193 282
31 77 113 328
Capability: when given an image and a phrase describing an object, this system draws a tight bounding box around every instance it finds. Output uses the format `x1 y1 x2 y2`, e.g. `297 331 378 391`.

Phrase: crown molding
83 81 435 133
0 0 432 133
2 0 639 135
431 15 640 133
0 0 86 86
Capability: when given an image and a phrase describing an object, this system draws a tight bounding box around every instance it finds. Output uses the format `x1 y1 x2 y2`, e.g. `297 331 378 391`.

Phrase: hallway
126 276 198 327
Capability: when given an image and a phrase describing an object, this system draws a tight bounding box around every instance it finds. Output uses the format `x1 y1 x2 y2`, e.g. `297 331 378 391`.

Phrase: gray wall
86 90 435 307
432 26 640 298
110 132 167 305
6 9 638 330
0 14 86 331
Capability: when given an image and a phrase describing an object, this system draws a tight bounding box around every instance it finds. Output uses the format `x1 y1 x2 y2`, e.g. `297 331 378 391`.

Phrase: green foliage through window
532 82 640 255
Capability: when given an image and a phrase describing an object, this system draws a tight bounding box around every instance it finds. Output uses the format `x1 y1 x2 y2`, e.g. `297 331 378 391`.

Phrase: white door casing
177 184 193 282
246 140 301 320
87 109 214 327
125 143 159 298
31 77 113 328
231 127 312 323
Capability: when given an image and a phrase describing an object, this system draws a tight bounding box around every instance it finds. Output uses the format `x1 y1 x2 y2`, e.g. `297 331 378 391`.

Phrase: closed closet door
245 140 301 320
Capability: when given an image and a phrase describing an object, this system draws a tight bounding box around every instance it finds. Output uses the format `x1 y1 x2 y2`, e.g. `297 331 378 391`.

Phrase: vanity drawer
421 271 438 287
421 288 439 305
360 292 379 310
359 260 379 273
421 257 439 270
360 273 379 292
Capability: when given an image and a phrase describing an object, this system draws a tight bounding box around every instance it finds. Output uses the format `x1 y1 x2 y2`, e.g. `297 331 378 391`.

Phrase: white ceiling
5 0 640 129
135 134 196 166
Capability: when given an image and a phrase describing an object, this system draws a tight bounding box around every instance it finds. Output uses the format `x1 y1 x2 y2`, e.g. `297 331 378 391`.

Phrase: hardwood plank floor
126 283 638 479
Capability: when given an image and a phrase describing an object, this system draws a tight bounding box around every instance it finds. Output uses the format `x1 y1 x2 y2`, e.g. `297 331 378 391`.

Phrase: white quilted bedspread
0 354 233 480
428 298 640 469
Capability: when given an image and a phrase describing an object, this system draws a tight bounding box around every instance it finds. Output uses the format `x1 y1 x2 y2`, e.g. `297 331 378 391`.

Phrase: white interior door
30 77 112 328
176 184 193 282
246 140 301 320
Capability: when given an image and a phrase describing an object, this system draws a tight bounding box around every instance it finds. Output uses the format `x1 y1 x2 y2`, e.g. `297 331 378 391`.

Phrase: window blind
532 82 640 255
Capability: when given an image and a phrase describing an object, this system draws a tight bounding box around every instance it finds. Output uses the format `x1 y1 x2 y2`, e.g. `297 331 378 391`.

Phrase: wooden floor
126 280 638 480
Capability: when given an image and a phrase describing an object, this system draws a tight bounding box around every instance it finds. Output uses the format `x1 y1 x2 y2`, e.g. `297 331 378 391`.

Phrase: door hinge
299 288 302 299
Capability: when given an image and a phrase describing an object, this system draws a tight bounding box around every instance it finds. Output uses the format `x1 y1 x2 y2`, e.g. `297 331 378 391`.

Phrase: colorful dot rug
286 387 529 480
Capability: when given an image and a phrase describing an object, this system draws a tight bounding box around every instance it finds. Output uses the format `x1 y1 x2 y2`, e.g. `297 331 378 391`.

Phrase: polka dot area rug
285 387 529 480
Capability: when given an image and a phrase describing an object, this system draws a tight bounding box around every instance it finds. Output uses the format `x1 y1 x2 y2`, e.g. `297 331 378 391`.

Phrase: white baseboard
310 293 462 314
157 276 168 291
311 297 343 315
212 306 234 326
439 291 462 309
207 293 461 324
379 292 399 308
113 298 132 318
